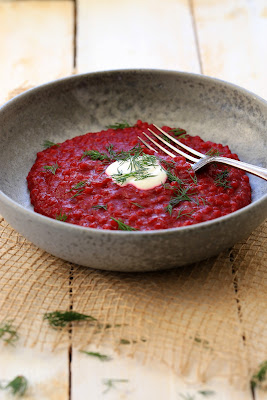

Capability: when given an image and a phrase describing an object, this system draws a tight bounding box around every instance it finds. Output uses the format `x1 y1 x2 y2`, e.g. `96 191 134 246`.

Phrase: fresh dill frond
110 217 137 231
69 181 87 191
166 169 184 186
160 134 170 143
158 158 176 169
80 350 112 361
0 375 28 397
81 150 111 161
43 162 59 175
92 204 108 210
166 187 196 215
130 202 144 208
43 140 59 149
0 321 19 345
69 188 85 199
176 208 194 220
44 311 97 328
198 390 215 397
179 393 195 400
206 148 221 157
55 209 68 221
120 338 131 345
168 128 188 139
102 378 129 394
214 169 232 189
250 360 267 391
106 121 131 129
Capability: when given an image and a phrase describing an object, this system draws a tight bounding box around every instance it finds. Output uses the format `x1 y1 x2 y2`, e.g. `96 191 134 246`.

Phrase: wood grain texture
193 0 267 100
0 0 74 105
76 0 200 73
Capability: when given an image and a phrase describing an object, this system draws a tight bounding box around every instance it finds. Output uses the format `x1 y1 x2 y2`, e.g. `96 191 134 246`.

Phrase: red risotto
27 120 251 231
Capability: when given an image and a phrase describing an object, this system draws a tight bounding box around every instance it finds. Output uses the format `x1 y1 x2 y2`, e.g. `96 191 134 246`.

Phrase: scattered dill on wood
80 350 112 361
0 375 28 397
0 321 19 345
250 360 267 391
44 311 97 328
102 378 129 394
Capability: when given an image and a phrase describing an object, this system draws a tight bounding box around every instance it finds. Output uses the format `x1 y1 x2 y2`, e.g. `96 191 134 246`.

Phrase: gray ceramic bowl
0 70 266 271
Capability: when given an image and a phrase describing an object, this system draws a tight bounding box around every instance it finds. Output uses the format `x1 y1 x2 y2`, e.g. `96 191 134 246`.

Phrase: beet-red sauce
27 120 251 231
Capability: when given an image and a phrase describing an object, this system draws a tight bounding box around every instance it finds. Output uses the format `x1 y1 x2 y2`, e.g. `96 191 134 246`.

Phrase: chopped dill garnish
189 172 198 185
80 351 112 361
166 186 196 215
110 217 137 231
198 390 215 397
70 188 84 199
250 360 267 391
176 208 194 220
131 202 144 208
165 169 184 186
69 181 87 191
44 311 97 328
214 169 232 189
160 134 170 143
106 121 131 129
0 375 28 397
0 321 19 345
81 150 111 161
206 148 221 157
43 162 59 175
102 378 129 394
92 204 107 210
168 128 188 139
158 158 176 169
43 140 59 149
120 338 131 345
111 153 159 185
55 209 68 221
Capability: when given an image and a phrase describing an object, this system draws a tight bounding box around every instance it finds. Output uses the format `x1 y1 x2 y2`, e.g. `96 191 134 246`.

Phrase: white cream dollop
105 155 167 190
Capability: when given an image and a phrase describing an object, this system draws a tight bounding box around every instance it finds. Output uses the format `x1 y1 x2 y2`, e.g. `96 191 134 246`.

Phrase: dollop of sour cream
105 155 167 190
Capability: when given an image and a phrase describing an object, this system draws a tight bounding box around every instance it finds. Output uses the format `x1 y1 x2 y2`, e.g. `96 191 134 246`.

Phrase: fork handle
193 156 267 180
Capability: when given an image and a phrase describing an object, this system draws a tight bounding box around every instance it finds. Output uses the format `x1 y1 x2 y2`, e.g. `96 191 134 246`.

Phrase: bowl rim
0 68 266 237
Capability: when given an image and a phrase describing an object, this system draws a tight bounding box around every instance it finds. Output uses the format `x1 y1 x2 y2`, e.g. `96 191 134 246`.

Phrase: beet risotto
27 120 251 231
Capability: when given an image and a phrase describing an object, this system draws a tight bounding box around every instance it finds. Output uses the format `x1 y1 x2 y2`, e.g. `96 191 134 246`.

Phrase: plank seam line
188 0 203 75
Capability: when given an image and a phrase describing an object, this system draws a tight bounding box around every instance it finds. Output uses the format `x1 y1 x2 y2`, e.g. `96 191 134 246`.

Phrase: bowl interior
0 70 266 211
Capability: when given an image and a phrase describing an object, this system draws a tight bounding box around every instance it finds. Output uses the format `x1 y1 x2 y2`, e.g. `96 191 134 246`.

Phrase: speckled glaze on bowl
0 70 266 271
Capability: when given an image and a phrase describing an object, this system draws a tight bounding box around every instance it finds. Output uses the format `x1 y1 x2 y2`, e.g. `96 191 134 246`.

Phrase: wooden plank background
0 0 266 399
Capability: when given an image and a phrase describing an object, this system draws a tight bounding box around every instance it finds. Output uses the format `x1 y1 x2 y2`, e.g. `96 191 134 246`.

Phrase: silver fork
138 124 267 181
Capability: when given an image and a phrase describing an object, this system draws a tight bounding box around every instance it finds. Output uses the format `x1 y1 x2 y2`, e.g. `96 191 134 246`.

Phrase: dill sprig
206 147 221 157
176 208 194 220
198 390 215 397
165 169 184 186
106 121 131 129
69 181 87 191
44 311 97 328
92 204 107 210
160 134 171 143
250 360 267 391
111 153 159 185
102 378 129 394
81 149 111 161
168 128 188 139
214 169 232 189
55 209 68 221
0 375 28 397
43 162 59 175
43 140 59 149
80 350 112 361
131 202 144 208
166 186 196 215
70 188 85 199
0 321 19 345
110 217 137 231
